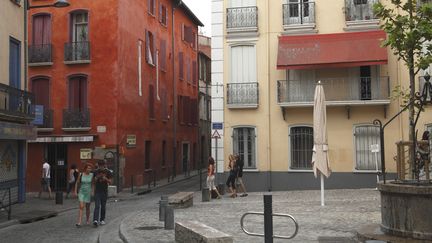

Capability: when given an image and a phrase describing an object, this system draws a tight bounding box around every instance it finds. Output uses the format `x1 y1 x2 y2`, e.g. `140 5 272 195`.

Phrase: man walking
38 160 52 199
93 160 112 227
236 155 248 197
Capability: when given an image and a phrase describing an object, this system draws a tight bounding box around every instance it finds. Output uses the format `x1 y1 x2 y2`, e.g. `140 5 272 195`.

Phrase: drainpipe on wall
266 0 272 192
172 0 182 179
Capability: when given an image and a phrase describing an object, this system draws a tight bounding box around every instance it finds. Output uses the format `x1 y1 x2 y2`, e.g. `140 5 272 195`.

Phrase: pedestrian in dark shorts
93 160 113 227
235 154 248 197
226 154 238 198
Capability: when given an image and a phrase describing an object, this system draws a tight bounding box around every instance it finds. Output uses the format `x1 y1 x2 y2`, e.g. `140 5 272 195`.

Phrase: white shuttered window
230 45 256 83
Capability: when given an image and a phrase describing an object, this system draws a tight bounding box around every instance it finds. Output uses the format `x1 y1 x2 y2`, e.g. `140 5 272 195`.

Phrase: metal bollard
264 193 273 243
164 205 174 230
159 195 169 221
202 187 210 202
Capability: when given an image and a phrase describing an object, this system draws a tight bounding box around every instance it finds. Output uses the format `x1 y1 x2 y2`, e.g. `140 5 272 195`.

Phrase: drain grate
135 226 164 231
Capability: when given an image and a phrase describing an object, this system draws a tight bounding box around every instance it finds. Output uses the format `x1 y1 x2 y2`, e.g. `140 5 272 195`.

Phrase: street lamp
27 0 70 9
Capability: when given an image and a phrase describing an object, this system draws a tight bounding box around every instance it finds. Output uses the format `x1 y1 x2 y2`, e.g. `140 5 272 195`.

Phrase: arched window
32 77 50 108
68 75 87 110
32 14 51 45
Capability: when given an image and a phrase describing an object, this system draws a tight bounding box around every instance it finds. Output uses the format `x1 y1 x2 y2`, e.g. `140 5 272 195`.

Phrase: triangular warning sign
212 130 221 139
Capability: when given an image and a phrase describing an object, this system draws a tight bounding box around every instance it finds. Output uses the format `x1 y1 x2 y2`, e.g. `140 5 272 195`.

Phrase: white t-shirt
42 162 50 178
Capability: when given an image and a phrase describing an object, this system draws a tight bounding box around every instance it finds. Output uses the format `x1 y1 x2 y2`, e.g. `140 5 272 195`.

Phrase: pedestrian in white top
38 160 52 199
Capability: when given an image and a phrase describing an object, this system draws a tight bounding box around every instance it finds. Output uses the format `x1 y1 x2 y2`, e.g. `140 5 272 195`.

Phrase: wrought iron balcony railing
0 83 35 120
345 0 379 22
62 108 90 128
277 77 390 106
227 82 259 107
226 6 258 30
283 2 315 25
64 41 90 62
28 44 52 64
37 108 53 128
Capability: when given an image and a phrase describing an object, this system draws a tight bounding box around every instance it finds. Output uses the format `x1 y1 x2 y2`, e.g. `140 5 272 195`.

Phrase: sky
182 0 212 36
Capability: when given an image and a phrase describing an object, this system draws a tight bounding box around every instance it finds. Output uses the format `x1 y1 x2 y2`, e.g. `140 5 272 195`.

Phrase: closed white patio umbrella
312 81 331 206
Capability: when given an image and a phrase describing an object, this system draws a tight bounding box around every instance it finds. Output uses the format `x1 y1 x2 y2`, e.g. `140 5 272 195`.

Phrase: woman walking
207 157 221 199
75 163 94 227
226 154 238 198
66 164 79 199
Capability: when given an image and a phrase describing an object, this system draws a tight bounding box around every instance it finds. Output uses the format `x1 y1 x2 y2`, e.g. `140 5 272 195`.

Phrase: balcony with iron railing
36 108 53 131
282 2 316 31
226 6 258 33
62 108 90 131
64 41 90 64
227 82 259 108
277 77 390 107
28 44 52 66
344 0 379 30
0 83 35 121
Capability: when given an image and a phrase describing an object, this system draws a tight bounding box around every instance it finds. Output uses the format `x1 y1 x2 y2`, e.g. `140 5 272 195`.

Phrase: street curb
0 219 19 230
118 213 136 243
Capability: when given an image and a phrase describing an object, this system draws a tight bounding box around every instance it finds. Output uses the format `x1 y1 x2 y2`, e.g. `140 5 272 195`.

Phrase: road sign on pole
212 130 221 139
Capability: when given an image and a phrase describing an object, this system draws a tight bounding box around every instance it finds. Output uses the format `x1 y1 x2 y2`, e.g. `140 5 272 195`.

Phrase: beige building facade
0 0 36 204
211 0 432 191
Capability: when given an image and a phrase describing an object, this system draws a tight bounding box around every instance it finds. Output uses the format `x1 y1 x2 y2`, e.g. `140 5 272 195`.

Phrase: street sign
212 122 223 130
370 144 380 153
212 130 221 139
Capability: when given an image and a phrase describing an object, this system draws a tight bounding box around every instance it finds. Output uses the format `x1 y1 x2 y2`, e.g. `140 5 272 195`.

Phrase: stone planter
378 181 432 240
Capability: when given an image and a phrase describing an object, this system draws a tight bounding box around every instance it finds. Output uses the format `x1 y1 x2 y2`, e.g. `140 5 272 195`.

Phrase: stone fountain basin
378 181 432 240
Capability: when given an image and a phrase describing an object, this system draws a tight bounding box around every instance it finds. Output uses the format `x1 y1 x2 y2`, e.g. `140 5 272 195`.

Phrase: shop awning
277 30 388 70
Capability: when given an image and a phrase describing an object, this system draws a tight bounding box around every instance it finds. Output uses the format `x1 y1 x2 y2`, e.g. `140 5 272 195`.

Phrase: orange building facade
26 0 202 192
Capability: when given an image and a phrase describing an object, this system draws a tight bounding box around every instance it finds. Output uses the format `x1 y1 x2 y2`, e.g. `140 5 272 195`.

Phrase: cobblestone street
121 188 381 243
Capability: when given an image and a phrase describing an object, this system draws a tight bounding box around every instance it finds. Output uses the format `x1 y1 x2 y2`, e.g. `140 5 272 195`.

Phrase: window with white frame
233 127 256 169
290 126 313 170
354 125 381 170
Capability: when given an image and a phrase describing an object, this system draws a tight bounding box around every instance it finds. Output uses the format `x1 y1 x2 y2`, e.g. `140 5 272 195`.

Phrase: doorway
46 143 67 191
182 143 190 175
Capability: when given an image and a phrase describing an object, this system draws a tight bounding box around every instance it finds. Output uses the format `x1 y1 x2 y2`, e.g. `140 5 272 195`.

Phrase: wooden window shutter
181 23 185 41
179 52 184 79
165 7 168 26
145 30 150 63
159 3 162 22
153 32 156 65
192 61 197 85
178 96 183 124
153 0 156 16
149 85 155 119
160 40 166 71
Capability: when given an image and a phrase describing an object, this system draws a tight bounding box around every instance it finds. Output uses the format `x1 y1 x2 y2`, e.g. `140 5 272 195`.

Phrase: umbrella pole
321 174 325 206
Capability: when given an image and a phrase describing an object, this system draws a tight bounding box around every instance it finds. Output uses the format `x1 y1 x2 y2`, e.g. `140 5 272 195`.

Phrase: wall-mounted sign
32 105 44 125
126 135 136 147
97 126 106 133
57 160 65 166
212 122 223 130
80 148 93 160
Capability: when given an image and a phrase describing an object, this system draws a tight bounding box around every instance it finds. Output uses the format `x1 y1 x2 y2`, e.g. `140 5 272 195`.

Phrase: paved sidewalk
120 189 382 243
0 170 204 229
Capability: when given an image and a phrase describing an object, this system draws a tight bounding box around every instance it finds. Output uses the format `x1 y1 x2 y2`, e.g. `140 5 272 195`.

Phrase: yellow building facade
211 0 432 191
0 0 36 203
